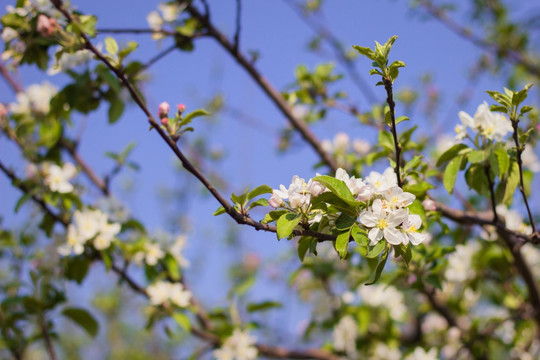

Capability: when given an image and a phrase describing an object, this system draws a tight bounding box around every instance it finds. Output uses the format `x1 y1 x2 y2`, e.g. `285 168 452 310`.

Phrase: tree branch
382 77 402 187
183 1 339 173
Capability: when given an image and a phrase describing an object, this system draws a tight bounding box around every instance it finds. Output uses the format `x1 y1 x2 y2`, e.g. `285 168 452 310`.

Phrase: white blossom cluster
146 280 192 308
41 161 77 194
269 167 427 247
58 208 121 256
9 82 58 116
444 241 480 283
455 101 512 141
213 329 258 360
322 132 371 167
146 2 185 40
357 283 407 321
332 315 358 356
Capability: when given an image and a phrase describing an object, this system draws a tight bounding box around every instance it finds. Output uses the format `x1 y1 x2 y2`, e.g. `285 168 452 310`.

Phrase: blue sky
1 0 538 349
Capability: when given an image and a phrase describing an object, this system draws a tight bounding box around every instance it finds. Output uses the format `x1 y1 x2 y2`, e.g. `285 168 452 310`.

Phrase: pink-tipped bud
422 199 436 211
177 103 186 114
37 15 57 37
160 117 168 126
0 104 7 118
158 101 170 118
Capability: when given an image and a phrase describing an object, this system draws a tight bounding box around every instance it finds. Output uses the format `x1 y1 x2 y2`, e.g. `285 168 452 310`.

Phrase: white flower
170 235 190 268
335 168 374 201
522 145 540 172
421 313 447 333
357 284 407 321
57 224 85 256
382 187 415 211
360 199 407 245
445 242 480 282
48 47 93 75
9 82 58 115
158 2 183 22
370 343 401 360
270 175 325 210
93 221 121 250
213 329 258 360
43 162 76 193
1 27 18 42
147 281 191 307
404 347 438 360
333 315 357 355
401 214 427 246
73 208 107 241
134 242 165 266
456 102 512 141
352 138 370 155
496 205 532 235
333 132 350 152
365 167 397 194
147 10 165 40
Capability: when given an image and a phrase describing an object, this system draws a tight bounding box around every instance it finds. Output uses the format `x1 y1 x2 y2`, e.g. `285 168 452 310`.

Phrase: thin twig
39 316 57 360
184 1 339 172
233 0 242 54
140 43 177 73
0 62 23 93
97 28 176 36
484 165 499 223
510 117 536 233
382 77 402 187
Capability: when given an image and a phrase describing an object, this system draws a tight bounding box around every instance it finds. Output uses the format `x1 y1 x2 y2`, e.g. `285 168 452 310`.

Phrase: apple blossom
404 347 438 360
445 242 480 282
9 82 58 115
36 14 57 37
332 315 357 356
93 221 121 250
133 242 165 266
169 235 190 268
382 187 415 211
158 101 170 118
359 199 407 245
401 214 427 245
335 168 374 201
42 162 76 193
357 283 407 321
365 167 397 194
57 224 85 256
147 280 192 307
213 329 258 360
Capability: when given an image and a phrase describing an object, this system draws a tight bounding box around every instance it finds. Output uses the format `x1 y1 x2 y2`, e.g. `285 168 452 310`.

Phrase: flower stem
383 77 402 187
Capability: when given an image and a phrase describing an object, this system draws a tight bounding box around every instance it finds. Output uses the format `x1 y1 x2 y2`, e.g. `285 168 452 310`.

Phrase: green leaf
62 307 99 338
351 225 368 246
520 105 533 115
172 312 191 332
165 254 180 281
247 185 272 201
490 105 508 114
276 212 301 239
443 155 463 194
312 175 355 202
118 41 138 60
335 214 356 231
395 115 409 124
468 149 488 164
182 109 210 123
233 275 255 297
104 37 119 55
261 209 287 224
247 301 282 313
336 230 350 259
436 143 468 166
378 129 394 150
489 148 509 179
297 237 313 261
64 256 90 284
310 192 357 217
230 192 247 206
365 246 389 285
503 162 520 204
465 163 488 195
213 206 226 216
365 241 385 259
352 45 375 60
108 98 125 124
246 198 269 211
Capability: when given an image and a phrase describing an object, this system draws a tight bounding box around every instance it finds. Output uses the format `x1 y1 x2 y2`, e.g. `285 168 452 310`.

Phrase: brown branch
510 117 536 233
39 316 57 360
382 77 402 187
183 1 339 173
0 62 23 94
97 28 176 36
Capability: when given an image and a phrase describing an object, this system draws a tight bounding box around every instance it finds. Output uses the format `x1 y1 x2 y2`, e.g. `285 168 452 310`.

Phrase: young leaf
502 162 520 204
247 185 272 201
297 237 313 262
312 175 355 202
172 312 191 332
436 143 468 166
336 230 350 259
365 246 389 285
182 109 210 123
443 155 463 194
276 212 301 239
104 37 119 55
247 301 282 313
62 307 99 338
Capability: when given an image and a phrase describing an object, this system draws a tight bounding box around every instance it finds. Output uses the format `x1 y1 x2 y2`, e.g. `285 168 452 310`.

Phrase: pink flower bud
0 104 7 118
158 101 170 118
269 193 283 208
177 103 186 113
37 15 57 37
422 199 436 211
160 117 168 126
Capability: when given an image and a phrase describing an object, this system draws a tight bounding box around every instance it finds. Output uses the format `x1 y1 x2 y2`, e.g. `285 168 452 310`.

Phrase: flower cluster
269 175 325 222
146 280 192 308
147 2 184 40
269 167 427 247
58 208 121 256
9 82 58 116
41 161 77 194
213 329 258 360
321 132 371 168
455 101 512 141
